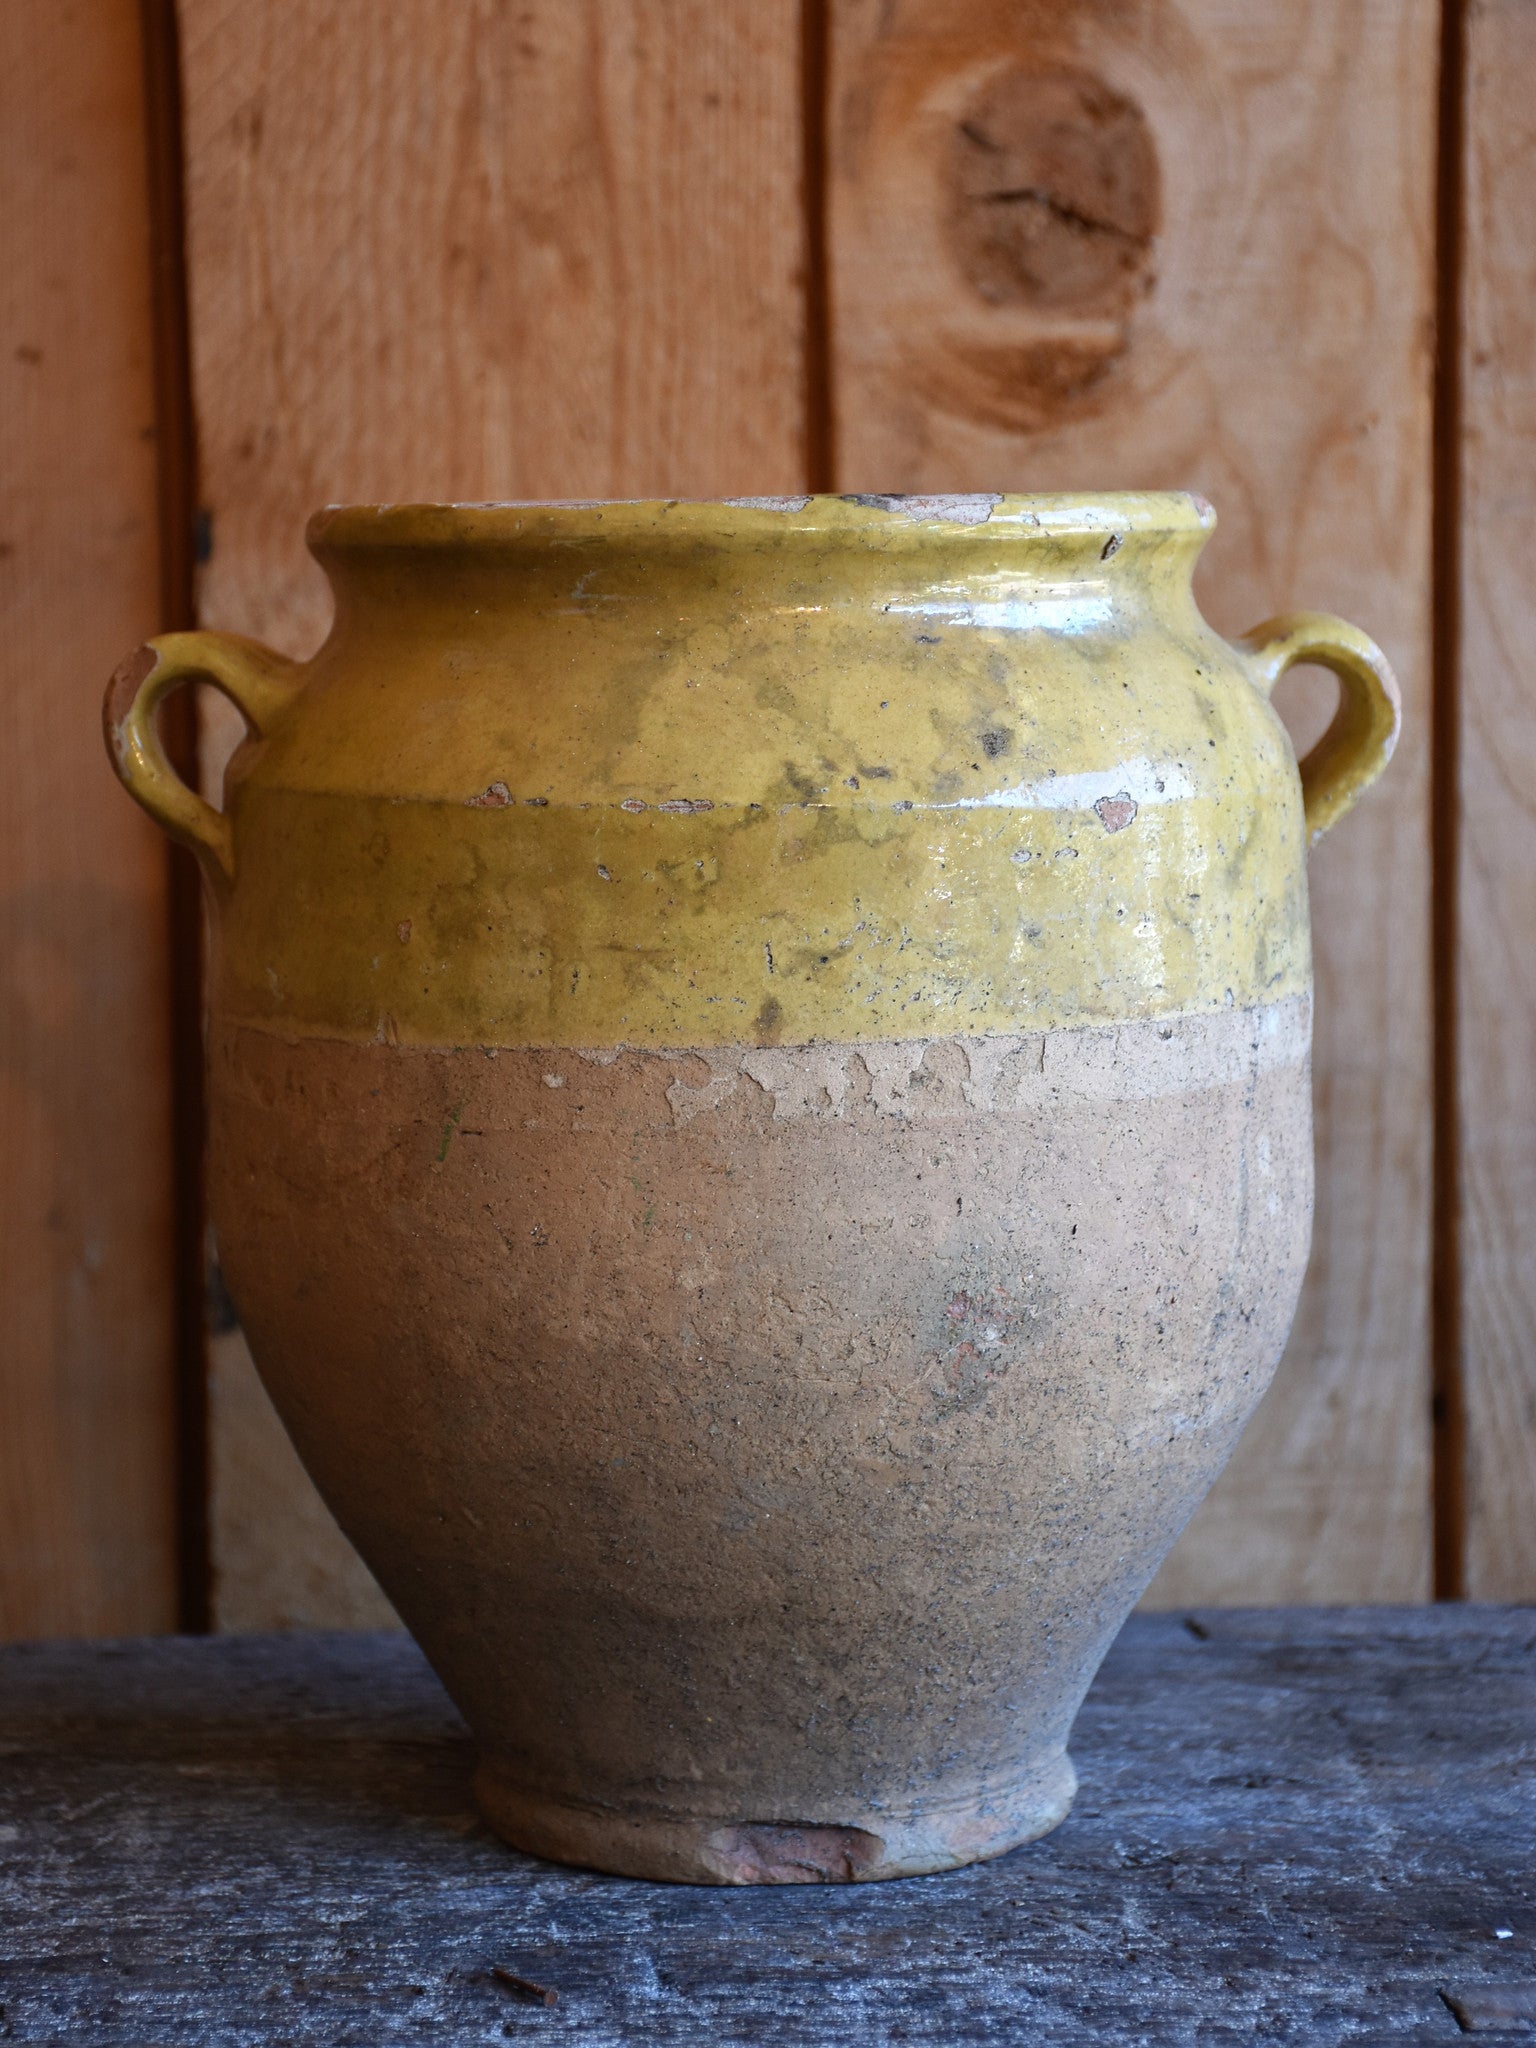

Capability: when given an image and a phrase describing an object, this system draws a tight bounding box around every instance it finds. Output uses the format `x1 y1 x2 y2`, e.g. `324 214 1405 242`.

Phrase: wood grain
177 0 809 1625
1 1609 1531 2042
0 0 180 1636
1458 0 1536 1599
829 0 1438 1603
181 0 808 655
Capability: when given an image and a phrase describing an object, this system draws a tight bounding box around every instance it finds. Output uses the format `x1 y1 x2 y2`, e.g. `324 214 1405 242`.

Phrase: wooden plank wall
3 0 1532 1632
0 0 181 1636
1457 0 1536 1599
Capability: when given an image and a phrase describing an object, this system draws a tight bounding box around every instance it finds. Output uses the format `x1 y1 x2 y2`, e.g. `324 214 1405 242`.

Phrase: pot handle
103 631 303 883
1235 612 1402 844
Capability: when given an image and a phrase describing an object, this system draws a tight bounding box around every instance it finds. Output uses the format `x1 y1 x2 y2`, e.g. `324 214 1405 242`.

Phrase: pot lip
307 490 1215 552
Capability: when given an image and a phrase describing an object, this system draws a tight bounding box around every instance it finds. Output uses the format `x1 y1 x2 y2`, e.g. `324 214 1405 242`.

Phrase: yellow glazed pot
105 493 1398 1884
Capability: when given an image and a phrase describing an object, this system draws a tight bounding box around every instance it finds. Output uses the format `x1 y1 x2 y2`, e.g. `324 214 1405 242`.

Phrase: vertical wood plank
0 0 180 1636
830 0 1438 1602
182 0 808 656
178 0 809 1626
1458 0 1536 1599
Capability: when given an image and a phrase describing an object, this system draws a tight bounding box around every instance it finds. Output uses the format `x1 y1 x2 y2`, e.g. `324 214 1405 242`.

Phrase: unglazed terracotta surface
105 494 1400 1883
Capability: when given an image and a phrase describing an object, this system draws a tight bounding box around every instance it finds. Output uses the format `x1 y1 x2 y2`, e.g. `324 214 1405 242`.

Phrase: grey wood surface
0 1608 1531 2046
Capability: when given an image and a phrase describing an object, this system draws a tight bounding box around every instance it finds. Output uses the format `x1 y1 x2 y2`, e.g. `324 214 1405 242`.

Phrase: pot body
108 493 1400 1882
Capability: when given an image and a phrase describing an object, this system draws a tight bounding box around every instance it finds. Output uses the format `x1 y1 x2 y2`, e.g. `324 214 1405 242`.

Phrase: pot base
472 1751 1078 1885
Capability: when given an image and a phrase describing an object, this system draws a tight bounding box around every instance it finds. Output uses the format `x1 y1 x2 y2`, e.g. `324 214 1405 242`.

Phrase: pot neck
307 492 1214 632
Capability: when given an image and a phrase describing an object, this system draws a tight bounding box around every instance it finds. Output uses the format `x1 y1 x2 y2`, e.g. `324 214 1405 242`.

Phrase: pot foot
472 1750 1077 1885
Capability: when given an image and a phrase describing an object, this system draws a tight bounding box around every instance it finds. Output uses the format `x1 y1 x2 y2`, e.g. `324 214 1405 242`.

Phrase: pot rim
307 491 1215 552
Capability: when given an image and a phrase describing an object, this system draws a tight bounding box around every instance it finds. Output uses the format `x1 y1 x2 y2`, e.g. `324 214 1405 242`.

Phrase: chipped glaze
105 494 1400 1886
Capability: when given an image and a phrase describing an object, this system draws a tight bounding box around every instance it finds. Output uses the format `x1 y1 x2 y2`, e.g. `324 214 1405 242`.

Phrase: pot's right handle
104 631 302 883
1234 613 1401 845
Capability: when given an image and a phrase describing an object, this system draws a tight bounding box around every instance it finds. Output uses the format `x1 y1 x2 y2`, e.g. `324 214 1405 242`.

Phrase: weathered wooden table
0 1608 1531 2045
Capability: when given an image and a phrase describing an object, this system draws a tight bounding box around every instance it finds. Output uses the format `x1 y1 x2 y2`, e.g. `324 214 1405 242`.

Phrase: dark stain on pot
927 1273 1061 1421
780 761 822 803
979 728 1012 758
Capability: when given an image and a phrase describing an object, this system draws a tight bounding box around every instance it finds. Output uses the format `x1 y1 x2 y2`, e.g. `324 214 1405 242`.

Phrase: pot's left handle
104 631 303 883
1235 612 1402 845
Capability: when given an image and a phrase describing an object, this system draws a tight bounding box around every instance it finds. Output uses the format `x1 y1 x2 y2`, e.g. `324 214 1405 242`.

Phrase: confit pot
105 493 1399 1884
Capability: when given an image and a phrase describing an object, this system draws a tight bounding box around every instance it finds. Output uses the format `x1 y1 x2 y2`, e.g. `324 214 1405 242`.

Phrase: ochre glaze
109 495 1395 1048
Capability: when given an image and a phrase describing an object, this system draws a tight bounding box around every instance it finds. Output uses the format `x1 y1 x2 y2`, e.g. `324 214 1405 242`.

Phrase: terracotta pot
105 494 1399 1884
